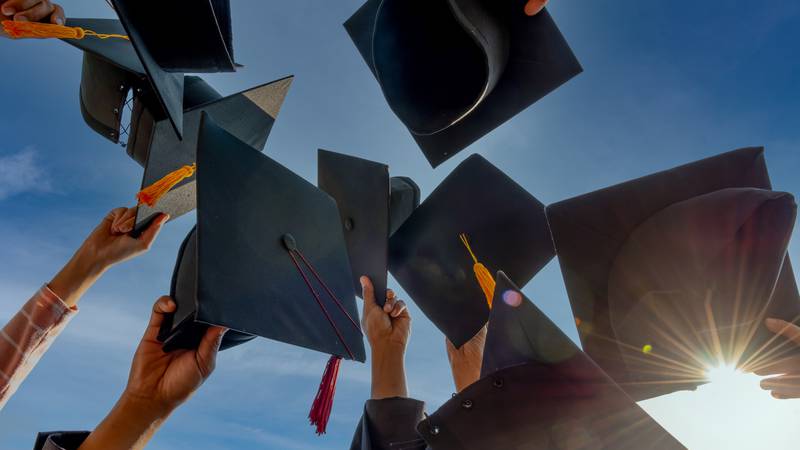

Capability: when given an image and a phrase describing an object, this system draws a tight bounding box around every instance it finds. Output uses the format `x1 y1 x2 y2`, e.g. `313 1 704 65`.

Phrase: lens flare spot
642 344 653 354
502 290 523 307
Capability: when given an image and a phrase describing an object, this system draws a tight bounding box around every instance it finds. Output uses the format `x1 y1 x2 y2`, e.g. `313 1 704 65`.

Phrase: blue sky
0 1 798 449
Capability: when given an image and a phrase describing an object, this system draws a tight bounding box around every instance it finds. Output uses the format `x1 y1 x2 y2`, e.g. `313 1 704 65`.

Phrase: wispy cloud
0 147 52 200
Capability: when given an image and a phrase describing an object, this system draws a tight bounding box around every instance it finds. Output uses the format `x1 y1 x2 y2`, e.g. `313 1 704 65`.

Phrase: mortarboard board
110 0 236 73
547 147 800 400
318 150 420 304
415 272 685 450
388 154 554 347
133 75 294 233
109 0 238 137
344 0 582 168
159 113 365 365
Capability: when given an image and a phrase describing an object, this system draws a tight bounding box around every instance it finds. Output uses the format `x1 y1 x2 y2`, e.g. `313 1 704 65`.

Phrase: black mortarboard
64 17 186 138
111 0 236 73
345 0 582 168
389 154 554 347
133 75 294 233
159 113 365 363
547 147 800 401
318 150 420 304
416 272 685 450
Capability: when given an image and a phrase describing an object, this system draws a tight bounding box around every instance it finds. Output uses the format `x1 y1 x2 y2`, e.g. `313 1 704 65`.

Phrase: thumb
137 213 170 249
360 276 379 316
196 326 227 379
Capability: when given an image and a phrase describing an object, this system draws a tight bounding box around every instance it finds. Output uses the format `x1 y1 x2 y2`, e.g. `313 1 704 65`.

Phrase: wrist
117 391 173 423
48 247 107 307
370 344 408 400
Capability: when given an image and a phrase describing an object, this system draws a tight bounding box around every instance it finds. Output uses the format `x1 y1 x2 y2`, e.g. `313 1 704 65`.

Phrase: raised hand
360 276 411 400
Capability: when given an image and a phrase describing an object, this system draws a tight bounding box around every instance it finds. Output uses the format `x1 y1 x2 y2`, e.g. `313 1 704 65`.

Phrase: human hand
123 296 227 415
77 297 226 450
757 318 800 399
1 0 64 24
446 326 487 393
360 276 410 399
78 207 169 272
524 0 548 16
49 208 168 307
360 276 410 352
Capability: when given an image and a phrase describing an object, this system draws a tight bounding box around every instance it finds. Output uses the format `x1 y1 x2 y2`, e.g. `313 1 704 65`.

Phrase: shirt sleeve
33 431 90 450
0 285 77 411
350 397 428 450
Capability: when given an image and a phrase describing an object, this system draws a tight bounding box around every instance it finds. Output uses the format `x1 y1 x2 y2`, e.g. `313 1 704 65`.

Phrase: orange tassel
136 164 196 207
2 20 129 40
460 233 496 308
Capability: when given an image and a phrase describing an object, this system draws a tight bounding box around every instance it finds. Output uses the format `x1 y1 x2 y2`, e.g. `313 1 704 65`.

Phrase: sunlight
705 364 744 386
639 364 800 450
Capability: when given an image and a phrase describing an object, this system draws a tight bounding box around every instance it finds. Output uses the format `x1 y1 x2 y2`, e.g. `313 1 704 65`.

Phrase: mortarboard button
159 112 365 362
345 0 582 167
388 154 554 347
318 150 420 304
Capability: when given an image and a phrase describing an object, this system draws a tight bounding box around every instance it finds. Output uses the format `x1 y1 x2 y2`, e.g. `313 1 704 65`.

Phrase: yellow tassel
459 233 496 308
2 20 129 40
137 164 196 207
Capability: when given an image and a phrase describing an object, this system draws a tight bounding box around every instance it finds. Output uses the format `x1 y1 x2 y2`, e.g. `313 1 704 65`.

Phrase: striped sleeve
0 285 77 411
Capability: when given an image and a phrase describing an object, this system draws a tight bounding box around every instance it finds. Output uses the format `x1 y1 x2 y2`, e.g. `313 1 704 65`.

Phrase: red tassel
309 355 342 435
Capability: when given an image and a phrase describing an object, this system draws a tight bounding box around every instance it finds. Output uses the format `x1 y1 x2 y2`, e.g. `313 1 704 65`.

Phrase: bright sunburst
639 363 800 450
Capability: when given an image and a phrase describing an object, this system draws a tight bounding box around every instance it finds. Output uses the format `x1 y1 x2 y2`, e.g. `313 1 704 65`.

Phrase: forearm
78 394 170 450
370 344 408 400
49 246 106 308
449 360 481 393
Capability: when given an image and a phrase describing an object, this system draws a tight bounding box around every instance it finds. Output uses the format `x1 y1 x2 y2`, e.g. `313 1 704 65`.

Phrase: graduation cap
548 147 800 400
318 150 420 304
415 272 685 450
345 0 582 168
109 0 237 136
110 0 236 73
133 75 293 233
160 113 364 434
389 154 554 347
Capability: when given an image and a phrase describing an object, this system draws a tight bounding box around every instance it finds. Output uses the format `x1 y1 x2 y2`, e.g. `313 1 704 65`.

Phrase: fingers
389 298 407 319
765 318 800 346
5 0 54 22
753 355 800 376
761 375 800 399
111 207 137 234
1 0 37 17
143 296 176 341
48 2 62 24
104 207 128 226
383 289 396 313
136 213 169 250
524 0 547 16
195 326 227 379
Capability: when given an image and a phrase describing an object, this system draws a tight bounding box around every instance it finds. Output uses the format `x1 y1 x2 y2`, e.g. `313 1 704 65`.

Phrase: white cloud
0 147 52 200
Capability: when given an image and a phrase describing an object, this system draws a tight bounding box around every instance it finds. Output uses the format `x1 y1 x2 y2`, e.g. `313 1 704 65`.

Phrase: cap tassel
309 355 342 435
2 20 129 40
460 233 496 308
136 163 196 207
